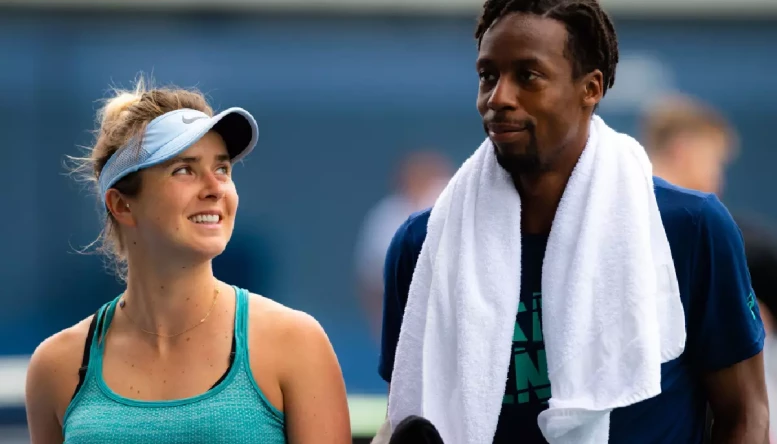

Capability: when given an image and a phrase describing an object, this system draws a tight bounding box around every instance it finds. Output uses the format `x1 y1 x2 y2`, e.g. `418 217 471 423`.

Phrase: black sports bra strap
71 306 106 402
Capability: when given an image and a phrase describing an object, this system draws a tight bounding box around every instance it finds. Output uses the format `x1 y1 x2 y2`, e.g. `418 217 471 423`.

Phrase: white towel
385 115 686 444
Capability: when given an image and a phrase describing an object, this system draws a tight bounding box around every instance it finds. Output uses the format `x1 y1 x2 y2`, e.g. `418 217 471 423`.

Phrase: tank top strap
234 287 250 360
93 296 120 362
101 296 120 338
80 296 118 376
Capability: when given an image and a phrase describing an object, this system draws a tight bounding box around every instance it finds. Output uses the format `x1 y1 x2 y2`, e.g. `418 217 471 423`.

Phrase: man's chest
493 277 550 443
503 289 549 406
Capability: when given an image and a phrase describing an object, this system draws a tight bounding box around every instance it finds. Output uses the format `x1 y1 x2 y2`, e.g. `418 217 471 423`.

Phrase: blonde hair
69 75 213 281
641 94 737 157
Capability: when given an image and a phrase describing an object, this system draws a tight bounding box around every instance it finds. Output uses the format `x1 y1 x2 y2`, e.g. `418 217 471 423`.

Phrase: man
737 216 777 441
378 0 768 443
642 94 738 196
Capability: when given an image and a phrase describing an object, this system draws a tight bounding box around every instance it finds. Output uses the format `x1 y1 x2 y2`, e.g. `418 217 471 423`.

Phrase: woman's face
126 131 239 261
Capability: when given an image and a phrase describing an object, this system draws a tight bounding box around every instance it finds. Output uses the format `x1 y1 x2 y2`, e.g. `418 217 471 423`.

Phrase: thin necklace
119 287 219 338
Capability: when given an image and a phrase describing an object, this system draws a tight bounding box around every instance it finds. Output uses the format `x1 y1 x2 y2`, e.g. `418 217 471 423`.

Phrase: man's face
671 129 732 195
475 12 602 175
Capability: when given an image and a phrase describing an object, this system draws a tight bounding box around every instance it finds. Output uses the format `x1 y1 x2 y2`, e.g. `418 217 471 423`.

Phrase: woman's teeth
189 214 220 224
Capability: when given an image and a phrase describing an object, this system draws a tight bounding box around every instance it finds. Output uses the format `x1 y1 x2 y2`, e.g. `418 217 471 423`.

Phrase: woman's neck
122 257 221 339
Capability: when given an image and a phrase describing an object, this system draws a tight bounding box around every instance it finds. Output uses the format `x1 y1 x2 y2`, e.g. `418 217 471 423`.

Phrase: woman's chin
180 239 229 262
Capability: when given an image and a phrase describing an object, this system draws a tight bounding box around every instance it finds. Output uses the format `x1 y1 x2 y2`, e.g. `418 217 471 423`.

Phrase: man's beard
492 140 546 176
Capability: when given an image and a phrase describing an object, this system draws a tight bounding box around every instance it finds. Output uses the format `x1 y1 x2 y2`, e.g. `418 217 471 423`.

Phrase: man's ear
581 69 604 109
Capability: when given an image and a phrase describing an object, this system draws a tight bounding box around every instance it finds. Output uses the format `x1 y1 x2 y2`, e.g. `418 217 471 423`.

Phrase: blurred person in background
354 150 452 340
24 79 350 444
642 94 738 196
378 0 768 443
737 215 777 442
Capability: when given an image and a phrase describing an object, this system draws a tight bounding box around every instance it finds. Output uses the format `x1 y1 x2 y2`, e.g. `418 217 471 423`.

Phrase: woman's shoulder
244 293 347 421
243 292 341 408
26 315 96 422
29 315 95 382
245 292 329 346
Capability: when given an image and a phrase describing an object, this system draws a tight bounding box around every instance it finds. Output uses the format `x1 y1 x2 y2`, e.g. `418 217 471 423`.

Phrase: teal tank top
62 287 286 444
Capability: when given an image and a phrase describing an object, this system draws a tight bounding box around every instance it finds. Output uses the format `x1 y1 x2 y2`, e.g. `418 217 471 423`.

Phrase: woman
24 79 352 444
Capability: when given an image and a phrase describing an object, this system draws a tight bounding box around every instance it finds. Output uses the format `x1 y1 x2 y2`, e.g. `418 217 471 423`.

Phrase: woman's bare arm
26 319 90 444
278 312 351 443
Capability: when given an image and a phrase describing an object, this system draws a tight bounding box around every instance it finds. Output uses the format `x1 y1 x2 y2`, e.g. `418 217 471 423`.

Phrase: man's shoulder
390 208 431 261
653 176 730 244
380 208 433 382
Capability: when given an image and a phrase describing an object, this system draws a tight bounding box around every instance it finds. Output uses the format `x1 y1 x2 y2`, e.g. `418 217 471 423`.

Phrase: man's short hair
475 0 620 99
640 94 737 157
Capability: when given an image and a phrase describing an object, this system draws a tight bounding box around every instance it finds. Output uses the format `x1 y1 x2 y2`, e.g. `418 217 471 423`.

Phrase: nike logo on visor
182 115 207 124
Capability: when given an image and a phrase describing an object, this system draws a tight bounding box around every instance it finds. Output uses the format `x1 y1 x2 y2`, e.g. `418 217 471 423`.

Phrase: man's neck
514 171 572 234
513 141 588 234
510 115 592 234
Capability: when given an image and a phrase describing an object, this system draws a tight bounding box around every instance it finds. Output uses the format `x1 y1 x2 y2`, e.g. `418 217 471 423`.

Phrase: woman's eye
173 166 192 175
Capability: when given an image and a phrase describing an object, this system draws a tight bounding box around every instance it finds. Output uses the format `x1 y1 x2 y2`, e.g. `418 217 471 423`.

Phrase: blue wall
1 12 775 393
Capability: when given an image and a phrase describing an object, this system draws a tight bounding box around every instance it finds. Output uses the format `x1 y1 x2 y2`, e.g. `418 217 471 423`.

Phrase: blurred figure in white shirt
355 150 452 340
